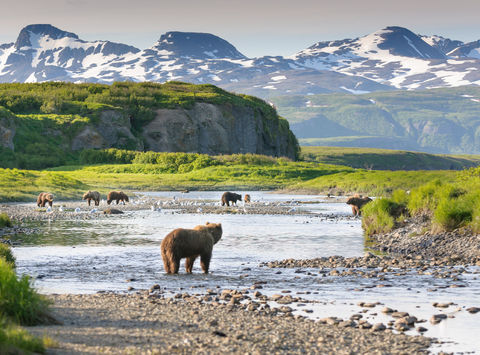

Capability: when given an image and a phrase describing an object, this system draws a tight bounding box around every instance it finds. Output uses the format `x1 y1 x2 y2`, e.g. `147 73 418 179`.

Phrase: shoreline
26 292 432 354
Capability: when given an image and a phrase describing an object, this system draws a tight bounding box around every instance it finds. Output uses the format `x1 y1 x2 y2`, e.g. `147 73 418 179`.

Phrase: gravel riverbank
27 293 432 354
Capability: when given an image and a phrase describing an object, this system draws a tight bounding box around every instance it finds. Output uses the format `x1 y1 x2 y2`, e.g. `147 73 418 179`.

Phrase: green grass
0 317 47 354
0 258 52 326
301 146 480 171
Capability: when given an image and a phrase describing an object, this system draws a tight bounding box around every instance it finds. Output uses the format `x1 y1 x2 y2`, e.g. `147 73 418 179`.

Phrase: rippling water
11 191 480 354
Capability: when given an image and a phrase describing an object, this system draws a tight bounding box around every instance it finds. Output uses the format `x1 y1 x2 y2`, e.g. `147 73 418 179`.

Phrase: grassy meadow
0 147 467 202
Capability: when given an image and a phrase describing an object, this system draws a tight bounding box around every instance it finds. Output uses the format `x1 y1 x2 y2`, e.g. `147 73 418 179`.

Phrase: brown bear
346 195 372 216
161 222 223 274
103 208 124 215
37 192 54 207
82 190 101 206
244 194 251 203
107 191 129 205
221 192 242 206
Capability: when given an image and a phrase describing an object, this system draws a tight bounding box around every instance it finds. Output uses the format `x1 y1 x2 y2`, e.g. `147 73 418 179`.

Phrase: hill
0 82 299 169
300 146 480 170
272 86 480 154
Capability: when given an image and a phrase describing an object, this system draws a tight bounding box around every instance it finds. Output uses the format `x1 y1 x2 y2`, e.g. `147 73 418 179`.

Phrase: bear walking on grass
346 195 372 216
37 192 54 207
161 222 223 274
221 192 242 206
107 191 129 205
83 190 101 206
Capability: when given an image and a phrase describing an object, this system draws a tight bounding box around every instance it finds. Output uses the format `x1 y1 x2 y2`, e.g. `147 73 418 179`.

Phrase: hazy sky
1 0 479 57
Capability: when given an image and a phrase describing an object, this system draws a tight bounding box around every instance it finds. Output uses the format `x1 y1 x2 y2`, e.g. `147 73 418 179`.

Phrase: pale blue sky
1 0 479 57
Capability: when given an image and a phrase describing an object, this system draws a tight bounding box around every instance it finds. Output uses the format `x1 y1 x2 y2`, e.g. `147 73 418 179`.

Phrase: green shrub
0 317 46 354
362 198 405 236
408 180 443 215
0 244 15 267
433 194 473 232
0 213 12 228
0 258 51 325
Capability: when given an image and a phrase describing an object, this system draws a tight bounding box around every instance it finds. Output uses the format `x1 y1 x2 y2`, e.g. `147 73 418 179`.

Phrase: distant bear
161 222 223 274
37 192 54 207
103 208 124 215
82 190 101 206
221 192 242 206
346 195 372 216
244 194 251 203
107 191 129 205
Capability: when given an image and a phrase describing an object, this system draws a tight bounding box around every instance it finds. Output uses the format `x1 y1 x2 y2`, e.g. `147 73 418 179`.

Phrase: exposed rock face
71 111 143 151
142 103 298 159
0 116 15 150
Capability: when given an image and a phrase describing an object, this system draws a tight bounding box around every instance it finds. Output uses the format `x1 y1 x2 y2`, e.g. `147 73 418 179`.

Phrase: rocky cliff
143 102 297 158
0 82 299 168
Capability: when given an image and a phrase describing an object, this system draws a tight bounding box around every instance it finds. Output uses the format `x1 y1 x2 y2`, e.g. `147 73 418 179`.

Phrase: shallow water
11 191 480 354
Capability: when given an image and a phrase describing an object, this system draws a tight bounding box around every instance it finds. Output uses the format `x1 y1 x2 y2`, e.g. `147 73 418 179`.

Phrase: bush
362 198 405 236
0 213 12 228
0 258 51 325
0 244 15 266
391 189 409 205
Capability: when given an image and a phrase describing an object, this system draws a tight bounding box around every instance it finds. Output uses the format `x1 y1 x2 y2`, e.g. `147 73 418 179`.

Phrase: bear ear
206 221 210 225
217 223 222 227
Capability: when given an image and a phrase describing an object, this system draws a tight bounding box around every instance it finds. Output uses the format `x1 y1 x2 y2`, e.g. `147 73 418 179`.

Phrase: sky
0 0 479 57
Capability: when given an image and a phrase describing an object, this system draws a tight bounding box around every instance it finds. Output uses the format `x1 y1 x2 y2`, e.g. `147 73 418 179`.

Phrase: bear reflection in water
161 222 223 274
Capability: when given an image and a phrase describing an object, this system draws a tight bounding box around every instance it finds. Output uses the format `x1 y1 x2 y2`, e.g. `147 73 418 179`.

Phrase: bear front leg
88 199 91 206
200 252 212 274
185 256 197 273
95 200 99 206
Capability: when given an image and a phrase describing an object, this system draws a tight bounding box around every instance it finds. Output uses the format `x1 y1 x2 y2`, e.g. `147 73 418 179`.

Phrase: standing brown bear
221 192 242 206
37 192 54 207
161 222 223 274
346 195 372 216
82 190 101 206
107 191 129 205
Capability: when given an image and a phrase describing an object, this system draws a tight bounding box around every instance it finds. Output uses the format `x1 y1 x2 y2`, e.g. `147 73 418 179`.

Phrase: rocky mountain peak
153 31 246 59
15 24 79 48
375 26 446 59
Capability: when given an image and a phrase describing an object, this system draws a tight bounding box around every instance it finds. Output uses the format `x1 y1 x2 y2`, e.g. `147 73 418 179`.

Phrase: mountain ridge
0 24 479 96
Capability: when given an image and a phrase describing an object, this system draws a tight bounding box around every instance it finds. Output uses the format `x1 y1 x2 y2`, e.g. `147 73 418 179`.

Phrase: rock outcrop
142 102 298 159
0 115 15 151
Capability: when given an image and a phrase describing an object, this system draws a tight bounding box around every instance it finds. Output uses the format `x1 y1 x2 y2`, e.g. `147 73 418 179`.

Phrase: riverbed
8 191 480 354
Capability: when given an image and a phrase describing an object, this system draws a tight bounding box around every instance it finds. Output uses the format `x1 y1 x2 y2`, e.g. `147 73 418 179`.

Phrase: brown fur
244 194 251 203
103 208 124 215
161 222 223 274
107 191 129 205
37 192 54 207
82 190 101 206
221 192 242 206
346 195 372 216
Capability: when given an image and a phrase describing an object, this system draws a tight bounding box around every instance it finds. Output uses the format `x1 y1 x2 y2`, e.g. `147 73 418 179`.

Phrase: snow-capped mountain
0 24 479 96
292 26 480 90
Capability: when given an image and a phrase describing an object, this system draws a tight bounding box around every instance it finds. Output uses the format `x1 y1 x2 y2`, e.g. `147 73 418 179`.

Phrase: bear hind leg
185 256 197 273
200 252 212 274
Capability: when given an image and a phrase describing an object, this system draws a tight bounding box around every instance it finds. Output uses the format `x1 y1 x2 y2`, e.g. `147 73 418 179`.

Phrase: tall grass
362 198 405 235
0 259 51 325
0 244 15 266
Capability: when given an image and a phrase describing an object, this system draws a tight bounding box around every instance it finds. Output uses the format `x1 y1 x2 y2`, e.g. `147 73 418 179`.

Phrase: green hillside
301 146 480 170
271 86 480 154
0 82 298 169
